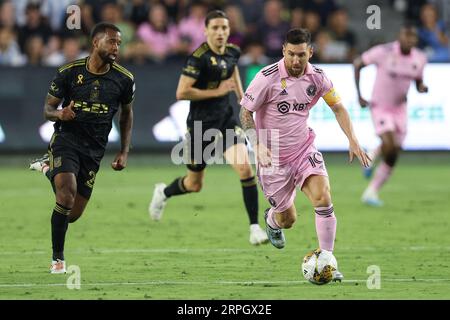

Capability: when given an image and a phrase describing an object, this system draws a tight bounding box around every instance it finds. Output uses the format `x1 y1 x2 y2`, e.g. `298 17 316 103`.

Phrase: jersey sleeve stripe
193 43 209 58
112 64 134 80
58 61 86 73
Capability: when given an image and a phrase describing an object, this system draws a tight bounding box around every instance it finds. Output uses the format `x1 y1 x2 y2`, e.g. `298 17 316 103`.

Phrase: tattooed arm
239 107 257 145
239 107 271 167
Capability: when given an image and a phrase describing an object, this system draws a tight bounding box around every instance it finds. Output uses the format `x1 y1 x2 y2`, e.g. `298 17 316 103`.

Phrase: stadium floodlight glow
0 123 4 143
152 100 190 142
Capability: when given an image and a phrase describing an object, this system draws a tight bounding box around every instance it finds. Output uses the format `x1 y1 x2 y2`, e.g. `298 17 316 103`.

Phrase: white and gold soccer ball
301 248 337 285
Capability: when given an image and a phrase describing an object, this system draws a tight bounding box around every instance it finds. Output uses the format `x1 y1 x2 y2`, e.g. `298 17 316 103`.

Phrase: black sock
163 177 189 198
241 176 259 225
51 203 71 261
45 170 51 181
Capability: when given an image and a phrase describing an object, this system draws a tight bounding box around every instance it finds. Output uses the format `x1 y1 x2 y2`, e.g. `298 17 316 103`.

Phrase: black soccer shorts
185 113 246 172
47 135 101 199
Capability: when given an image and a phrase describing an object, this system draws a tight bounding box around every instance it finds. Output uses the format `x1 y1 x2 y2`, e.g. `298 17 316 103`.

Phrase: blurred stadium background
0 0 449 300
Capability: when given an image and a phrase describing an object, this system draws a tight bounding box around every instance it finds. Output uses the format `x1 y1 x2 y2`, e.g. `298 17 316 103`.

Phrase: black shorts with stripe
185 112 246 172
47 134 101 199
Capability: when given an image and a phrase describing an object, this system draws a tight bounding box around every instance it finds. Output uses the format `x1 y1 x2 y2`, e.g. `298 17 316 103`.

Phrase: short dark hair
401 21 417 32
205 10 228 27
284 28 311 46
90 22 121 39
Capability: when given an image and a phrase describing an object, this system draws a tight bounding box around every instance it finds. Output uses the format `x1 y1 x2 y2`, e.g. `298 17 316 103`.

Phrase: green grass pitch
0 152 449 299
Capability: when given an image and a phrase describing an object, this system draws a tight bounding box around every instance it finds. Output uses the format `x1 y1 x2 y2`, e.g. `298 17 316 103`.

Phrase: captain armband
322 88 341 106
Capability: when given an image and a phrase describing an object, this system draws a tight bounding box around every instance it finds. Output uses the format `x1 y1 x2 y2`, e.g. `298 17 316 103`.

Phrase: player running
354 23 428 206
148 10 268 245
30 23 135 273
240 28 371 280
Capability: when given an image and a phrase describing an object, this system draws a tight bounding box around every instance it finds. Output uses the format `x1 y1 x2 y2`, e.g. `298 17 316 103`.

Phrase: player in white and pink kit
354 24 428 206
240 29 370 280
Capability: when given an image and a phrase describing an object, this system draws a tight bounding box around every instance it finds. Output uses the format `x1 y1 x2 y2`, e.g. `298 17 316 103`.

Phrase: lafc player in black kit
149 10 268 245
29 23 134 273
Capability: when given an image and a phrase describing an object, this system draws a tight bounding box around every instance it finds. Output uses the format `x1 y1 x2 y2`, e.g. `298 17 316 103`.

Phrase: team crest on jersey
210 56 217 65
50 82 58 92
53 156 61 168
306 84 317 97
90 84 100 101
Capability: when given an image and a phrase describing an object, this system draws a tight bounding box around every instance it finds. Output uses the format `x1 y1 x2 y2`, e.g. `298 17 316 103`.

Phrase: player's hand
358 97 369 108
111 152 128 171
418 84 428 93
58 100 76 121
256 143 272 167
217 79 236 97
349 141 371 168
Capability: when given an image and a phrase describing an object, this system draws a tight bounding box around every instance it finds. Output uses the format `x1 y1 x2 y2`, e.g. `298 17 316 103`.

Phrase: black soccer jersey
182 42 240 122
48 57 135 156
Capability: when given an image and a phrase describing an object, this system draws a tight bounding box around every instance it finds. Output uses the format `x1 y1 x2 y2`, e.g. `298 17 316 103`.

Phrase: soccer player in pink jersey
240 28 370 280
354 24 428 206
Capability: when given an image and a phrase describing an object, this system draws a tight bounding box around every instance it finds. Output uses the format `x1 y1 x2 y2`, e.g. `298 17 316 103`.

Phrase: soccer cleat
332 270 344 282
149 183 167 221
50 259 66 274
249 224 269 245
264 209 285 249
361 187 384 207
29 154 50 172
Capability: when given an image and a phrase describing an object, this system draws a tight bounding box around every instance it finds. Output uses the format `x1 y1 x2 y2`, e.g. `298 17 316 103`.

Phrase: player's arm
111 101 133 171
239 107 271 167
232 66 244 102
415 79 428 93
239 71 271 166
328 100 370 167
119 101 133 154
239 107 257 146
45 68 75 121
353 56 369 108
175 74 235 101
44 94 75 121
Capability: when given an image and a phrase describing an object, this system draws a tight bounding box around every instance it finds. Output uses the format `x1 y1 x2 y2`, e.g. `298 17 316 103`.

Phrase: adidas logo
280 89 288 96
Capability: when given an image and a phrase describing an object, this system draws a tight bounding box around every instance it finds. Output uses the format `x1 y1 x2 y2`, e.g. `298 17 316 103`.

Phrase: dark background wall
0 63 243 152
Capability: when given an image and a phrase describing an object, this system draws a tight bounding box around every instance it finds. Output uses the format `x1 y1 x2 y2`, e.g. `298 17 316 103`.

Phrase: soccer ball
301 248 337 285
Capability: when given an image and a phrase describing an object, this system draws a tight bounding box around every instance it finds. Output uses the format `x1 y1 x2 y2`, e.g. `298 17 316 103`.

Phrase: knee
236 164 253 179
311 189 332 208
56 186 76 208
